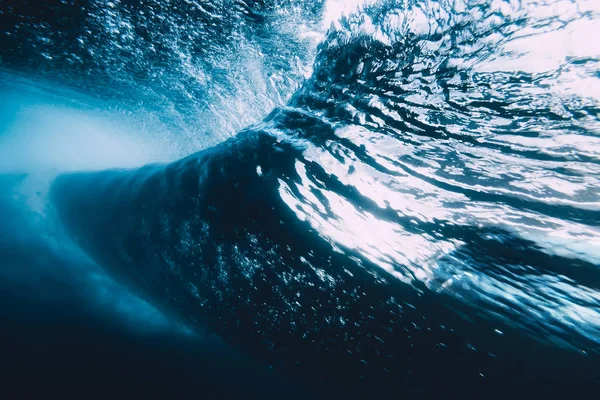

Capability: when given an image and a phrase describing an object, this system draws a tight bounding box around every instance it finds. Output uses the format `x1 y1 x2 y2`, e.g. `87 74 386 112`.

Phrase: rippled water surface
286 0 600 346
1 0 600 398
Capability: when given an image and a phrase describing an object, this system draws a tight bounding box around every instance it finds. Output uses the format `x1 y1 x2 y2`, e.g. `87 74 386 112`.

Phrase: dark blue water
1 0 600 398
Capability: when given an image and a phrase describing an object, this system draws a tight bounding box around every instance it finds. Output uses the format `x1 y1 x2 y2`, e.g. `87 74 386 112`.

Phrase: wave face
4 0 600 397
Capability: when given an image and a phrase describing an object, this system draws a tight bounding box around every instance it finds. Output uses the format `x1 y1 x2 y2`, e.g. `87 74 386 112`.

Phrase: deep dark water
0 175 310 399
2 0 600 398
0 292 306 399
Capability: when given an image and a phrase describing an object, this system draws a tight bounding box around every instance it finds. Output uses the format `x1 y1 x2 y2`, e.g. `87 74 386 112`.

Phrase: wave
4 0 600 397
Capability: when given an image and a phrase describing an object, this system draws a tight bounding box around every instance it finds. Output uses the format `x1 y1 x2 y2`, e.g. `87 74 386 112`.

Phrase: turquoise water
1 0 599 398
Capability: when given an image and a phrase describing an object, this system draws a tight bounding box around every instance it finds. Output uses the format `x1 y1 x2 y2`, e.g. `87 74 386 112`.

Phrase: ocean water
1 0 599 398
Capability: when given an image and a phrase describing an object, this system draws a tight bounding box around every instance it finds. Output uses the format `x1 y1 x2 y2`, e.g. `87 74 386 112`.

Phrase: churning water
1 0 599 398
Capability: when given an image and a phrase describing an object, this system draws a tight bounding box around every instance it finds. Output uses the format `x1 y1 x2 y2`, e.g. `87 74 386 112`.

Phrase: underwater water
1 0 600 398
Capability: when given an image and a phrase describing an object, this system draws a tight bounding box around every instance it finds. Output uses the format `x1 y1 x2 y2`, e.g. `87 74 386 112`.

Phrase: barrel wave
3 0 600 398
